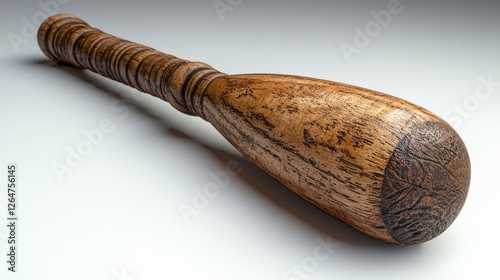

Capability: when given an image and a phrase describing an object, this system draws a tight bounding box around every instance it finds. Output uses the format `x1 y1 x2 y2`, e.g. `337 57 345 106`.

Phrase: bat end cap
381 121 470 245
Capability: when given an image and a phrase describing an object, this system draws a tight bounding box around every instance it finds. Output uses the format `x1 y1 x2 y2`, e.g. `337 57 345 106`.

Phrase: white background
1 1 499 279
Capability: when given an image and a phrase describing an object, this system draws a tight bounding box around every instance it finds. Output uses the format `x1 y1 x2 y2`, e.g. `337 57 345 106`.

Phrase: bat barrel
200 74 471 244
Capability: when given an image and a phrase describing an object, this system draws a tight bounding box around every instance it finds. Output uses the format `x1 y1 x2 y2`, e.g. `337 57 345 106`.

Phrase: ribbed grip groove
38 14 224 116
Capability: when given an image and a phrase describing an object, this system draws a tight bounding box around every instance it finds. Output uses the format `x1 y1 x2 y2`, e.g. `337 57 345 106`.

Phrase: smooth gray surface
1 1 499 279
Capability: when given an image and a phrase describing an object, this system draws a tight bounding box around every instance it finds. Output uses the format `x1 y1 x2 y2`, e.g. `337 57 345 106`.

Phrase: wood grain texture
38 14 471 245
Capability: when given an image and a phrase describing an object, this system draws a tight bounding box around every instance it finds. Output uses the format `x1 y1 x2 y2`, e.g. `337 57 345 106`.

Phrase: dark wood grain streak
37 14 471 244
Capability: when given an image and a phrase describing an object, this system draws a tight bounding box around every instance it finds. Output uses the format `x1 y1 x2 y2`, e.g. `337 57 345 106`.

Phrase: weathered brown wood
38 14 471 245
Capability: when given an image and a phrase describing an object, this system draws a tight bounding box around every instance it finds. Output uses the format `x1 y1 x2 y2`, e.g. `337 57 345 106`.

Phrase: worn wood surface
38 14 471 245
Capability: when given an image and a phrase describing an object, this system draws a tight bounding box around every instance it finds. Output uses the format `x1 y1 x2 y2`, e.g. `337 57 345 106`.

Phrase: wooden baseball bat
38 14 470 245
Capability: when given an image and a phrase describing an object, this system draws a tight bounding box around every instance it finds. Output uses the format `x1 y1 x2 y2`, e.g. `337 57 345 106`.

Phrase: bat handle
37 14 225 116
